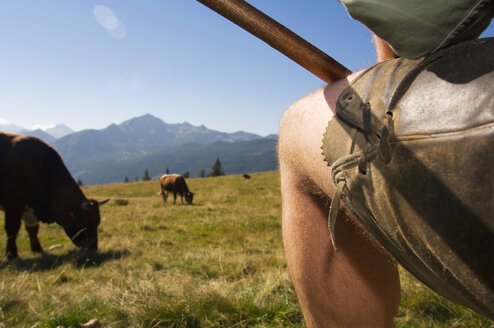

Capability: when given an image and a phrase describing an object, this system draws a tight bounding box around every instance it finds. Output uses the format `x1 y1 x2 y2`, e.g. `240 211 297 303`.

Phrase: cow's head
185 192 194 205
59 198 109 250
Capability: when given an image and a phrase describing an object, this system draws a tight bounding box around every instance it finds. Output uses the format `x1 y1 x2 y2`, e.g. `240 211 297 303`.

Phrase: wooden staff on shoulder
196 0 351 84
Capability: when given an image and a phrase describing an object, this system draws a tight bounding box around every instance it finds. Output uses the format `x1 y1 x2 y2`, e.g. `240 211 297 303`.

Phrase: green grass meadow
0 171 492 327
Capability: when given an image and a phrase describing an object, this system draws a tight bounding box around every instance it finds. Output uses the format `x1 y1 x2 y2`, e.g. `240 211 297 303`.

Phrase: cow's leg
4 206 23 259
26 224 43 253
278 79 400 327
161 187 168 204
173 192 177 204
22 208 43 253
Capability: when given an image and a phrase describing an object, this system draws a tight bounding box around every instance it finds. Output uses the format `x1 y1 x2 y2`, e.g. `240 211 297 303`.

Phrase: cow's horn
80 201 91 211
99 199 110 206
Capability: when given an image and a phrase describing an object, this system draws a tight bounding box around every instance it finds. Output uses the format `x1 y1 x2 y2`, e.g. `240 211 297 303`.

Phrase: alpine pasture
0 171 491 327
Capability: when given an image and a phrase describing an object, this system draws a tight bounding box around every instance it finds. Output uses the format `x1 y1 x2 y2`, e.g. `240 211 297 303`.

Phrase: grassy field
0 171 492 327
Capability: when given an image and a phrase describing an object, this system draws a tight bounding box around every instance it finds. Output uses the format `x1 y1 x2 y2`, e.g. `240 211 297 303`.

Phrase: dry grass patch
0 171 491 327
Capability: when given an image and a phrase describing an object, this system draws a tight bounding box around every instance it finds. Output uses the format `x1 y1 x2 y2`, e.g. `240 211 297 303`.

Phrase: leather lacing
326 41 465 250
328 100 391 250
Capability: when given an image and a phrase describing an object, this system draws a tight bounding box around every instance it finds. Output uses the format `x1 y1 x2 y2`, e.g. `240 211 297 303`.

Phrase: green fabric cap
340 0 494 59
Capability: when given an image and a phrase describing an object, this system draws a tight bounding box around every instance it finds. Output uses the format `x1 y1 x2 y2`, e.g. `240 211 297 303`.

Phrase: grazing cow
243 174 251 179
0 132 109 259
159 174 193 204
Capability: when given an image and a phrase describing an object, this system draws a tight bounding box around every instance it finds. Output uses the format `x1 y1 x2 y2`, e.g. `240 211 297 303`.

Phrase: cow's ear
98 199 110 206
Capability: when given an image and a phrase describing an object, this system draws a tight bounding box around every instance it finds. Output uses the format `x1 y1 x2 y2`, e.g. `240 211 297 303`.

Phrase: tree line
124 157 225 183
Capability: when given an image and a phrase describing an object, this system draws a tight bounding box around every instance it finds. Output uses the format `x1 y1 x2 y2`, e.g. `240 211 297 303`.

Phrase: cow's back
5 134 61 188
0 133 76 221
160 174 180 191
160 174 189 193
173 176 187 193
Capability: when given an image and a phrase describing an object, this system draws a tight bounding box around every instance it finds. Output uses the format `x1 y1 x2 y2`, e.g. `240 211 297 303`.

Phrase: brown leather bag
322 38 494 319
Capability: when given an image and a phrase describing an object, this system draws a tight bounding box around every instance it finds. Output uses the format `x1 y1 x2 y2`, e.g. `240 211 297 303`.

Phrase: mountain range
0 122 74 141
1 114 277 185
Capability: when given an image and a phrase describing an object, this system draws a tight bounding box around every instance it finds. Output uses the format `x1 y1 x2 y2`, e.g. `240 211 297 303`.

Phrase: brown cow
0 132 109 259
159 174 193 204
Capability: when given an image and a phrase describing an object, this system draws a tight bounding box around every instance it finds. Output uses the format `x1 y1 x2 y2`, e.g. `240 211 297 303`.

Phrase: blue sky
0 1 492 136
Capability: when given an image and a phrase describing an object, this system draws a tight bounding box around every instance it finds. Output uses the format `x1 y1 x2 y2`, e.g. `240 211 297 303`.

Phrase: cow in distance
0 132 109 259
159 174 193 205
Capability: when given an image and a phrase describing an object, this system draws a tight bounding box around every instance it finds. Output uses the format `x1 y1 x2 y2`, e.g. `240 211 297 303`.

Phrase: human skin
278 36 400 327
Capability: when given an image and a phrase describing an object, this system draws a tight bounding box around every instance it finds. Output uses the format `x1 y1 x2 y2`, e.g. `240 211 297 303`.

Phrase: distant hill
20 129 57 144
1 123 73 139
0 122 25 134
53 114 262 162
48 114 277 185
1 114 277 185
45 124 73 138
68 138 278 185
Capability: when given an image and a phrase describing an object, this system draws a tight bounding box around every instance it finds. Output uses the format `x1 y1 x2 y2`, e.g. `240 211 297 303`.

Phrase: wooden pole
196 0 351 84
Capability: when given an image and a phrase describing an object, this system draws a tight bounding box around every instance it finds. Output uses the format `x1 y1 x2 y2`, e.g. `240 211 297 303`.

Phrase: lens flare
93 5 127 39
